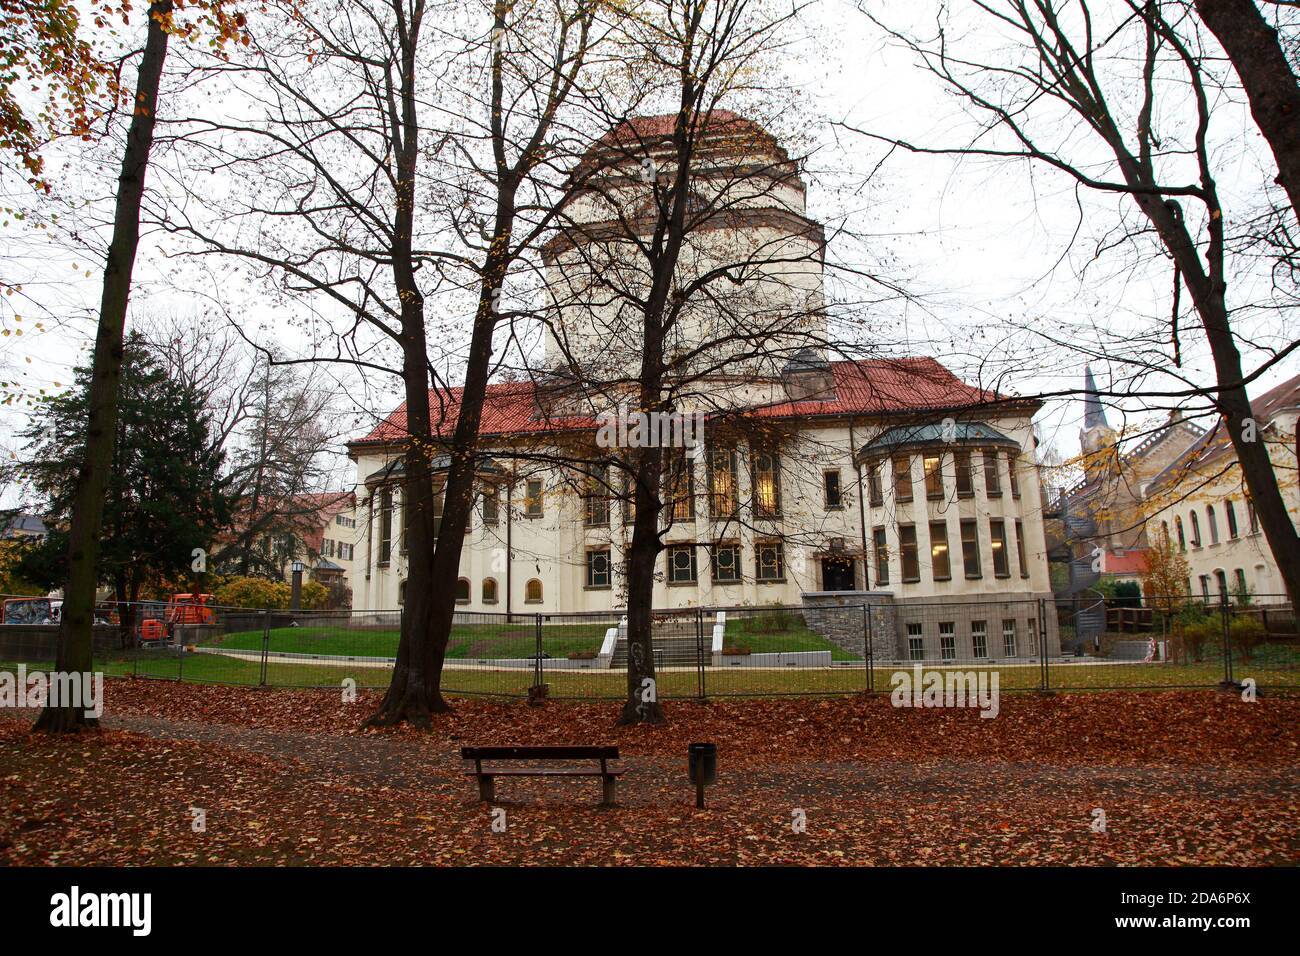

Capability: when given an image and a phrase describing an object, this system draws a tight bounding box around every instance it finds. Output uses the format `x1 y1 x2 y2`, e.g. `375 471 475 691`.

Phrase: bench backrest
461 745 619 761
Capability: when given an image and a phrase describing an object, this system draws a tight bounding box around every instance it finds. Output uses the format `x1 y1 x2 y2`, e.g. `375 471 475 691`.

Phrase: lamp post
290 560 304 611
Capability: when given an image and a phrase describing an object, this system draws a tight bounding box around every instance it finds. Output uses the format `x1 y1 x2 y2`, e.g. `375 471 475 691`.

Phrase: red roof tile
349 358 1020 449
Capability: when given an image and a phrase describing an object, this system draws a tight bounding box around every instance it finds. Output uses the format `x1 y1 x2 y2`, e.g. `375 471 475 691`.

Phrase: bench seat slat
461 745 619 761
463 769 625 778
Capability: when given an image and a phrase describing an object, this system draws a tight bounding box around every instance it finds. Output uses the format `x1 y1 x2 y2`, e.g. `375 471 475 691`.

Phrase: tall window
954 452 973 497
482 578 498 604
929 521 951 580
667 545 697 584
711 543 742 583
1176 516 1186 551
1002 620 1017 657
1247 495 1258 533
524 479 544 518
983 451 1002 496
586 549 611 588
525 578 543 603
939 622 956 661
923 454 944 500
1225 500 1239 539
1207 505 1219 544
907 622 924 661
669 453 695 522
455 578 470 603
823 470 843 509
989 519 1010 577
971 620 988 659
378 487 393 565
756 540 785 582
867 460 884 506
899 525 920 582
481 483 500 526
1015 519 1029 578
960 519 981 578
584 466 610 527
873 527 889 585
893 455 913 502
708 447 739 518
1190 511 1202 547
1234 568 1248 596
752 448 782 518
1008 455 1021 497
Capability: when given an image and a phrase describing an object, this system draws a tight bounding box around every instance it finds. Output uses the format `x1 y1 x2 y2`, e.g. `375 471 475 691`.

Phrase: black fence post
696 607 706 701
864 603 874 695
259 608 271 687
1037 598 1051 694
1219 596 1238 689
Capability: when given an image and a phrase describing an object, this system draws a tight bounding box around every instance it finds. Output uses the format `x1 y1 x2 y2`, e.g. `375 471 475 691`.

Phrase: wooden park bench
461 746 624 807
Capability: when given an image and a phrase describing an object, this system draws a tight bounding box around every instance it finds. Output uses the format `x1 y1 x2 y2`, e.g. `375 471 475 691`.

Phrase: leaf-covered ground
0 680 1296 865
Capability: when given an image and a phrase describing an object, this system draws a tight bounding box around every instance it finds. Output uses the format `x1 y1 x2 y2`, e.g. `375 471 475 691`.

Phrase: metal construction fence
0 593 1295 699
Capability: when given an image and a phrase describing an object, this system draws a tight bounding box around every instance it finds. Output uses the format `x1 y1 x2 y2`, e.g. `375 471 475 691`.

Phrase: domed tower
540 111 828 387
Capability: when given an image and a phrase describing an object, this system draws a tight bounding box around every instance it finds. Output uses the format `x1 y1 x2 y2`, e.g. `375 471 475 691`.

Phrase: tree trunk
618 443 666 725
35 0 172 734
1195 0 1300 216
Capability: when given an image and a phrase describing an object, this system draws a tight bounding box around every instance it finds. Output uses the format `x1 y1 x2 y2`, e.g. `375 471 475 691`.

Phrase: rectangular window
961 518 981 578
867 460 884 506
756 540 785 582
972 620 988 659
708 447 739 518
752 448 782 518
1015 519 1029 578
378 487 393 565
667 545 698 584
939 622 956 661
524 479 544 518
924 454 943 500
340 543 354 561
899 525 920 582
482 483 500 526
1027 619 1038 655
907 623 924 661
1002 619 1017 657
584 467 609 527
1008 455 1021 497
711 543 742 583
823 470 842 509
670 453 695 522
990 519 1010 577
873 527 889 585
1247 495 1258 533
893 455 913 502
983 451 1002 497
954 452 973 497
585 548 612 588
929 521 951 580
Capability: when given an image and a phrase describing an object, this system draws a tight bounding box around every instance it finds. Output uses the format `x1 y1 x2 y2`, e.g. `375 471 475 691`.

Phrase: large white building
345 113 1062 659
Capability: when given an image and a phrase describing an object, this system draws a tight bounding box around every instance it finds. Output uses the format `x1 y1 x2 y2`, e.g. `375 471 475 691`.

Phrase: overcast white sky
1 0 1296 510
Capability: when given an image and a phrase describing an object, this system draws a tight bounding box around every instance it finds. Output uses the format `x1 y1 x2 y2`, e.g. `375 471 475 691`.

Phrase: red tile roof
348 357 1023 450
1103 549 1148 576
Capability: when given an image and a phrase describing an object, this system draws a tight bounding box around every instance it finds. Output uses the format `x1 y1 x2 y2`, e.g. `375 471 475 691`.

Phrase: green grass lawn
197 621 607 661
724 612 861 661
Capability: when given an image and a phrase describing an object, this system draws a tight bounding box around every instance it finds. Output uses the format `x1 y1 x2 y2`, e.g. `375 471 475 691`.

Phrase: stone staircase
609 617 703 668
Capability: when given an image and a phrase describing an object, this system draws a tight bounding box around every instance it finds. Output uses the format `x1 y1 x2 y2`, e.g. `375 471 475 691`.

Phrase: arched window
1190 511 1202 547
398 580 407 605
1175 516 1186 551
1160 520 1170 544
1225 499 1239 539
455 578 470 604
482 578 498 604
525 578 543 604
1214 569 1228 600
1206 505 1219 545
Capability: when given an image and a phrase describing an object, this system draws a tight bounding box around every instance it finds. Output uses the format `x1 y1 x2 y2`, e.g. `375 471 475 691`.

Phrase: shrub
1179 620 1218 663
214 576 292 609
1229 616 1265 662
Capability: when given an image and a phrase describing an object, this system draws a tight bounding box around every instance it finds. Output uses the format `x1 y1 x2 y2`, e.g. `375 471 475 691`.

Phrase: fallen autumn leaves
0 681 1296 865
